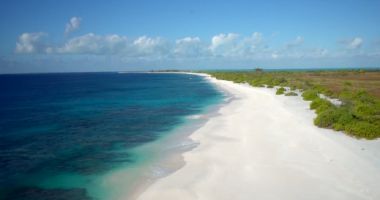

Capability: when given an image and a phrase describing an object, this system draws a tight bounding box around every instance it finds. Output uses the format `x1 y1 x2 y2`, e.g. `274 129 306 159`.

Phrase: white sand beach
137 75 380 200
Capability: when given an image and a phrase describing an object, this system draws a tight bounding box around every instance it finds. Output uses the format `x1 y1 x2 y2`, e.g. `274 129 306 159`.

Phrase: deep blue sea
0 72 223 200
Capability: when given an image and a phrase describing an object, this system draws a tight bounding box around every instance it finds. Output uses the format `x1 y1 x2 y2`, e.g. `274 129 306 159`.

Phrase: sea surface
0 72 223 200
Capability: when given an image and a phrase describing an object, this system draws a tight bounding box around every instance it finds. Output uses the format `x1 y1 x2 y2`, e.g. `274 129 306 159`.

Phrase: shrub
302 89 319 101
324 89 334 97
278 77 287 84
337 108 354 124
276 87 286 95
249 81 259 87
332 108 354 131
353 102 377 118
310 98 333 114
250 80 264 87
344 81 352 86
353 90 375 104
208 71 380 139
314 108 340 128
285 92 298 96
339 89 354 102
333 123 345 131
344 121 380 139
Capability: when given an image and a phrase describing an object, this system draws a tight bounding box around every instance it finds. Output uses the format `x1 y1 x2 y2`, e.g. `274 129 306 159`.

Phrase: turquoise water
0 72 223 199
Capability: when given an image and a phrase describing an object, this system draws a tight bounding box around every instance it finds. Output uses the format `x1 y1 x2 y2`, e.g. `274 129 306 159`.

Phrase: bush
302 89 319 101
314 108 340 128
332 108 354 131
344 81 352 86
310 98 333 114
339 89 354 102
285 92 298 96
344 121 380 139
250 80 263 87
208 71 380 139
276 87 286 95
353 102 378 118
353 90 375 103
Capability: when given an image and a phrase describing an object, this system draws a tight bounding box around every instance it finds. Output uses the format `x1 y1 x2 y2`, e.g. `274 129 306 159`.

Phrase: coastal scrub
207 70 380 139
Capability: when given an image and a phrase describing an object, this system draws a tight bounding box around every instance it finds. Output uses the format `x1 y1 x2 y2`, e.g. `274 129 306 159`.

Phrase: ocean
0 72 223 200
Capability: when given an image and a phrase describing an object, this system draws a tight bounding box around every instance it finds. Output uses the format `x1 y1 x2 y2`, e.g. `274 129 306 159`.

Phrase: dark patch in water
3 187 92 200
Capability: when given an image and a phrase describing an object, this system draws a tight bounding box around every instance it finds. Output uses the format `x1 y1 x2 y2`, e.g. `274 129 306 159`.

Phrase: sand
137 75 380 200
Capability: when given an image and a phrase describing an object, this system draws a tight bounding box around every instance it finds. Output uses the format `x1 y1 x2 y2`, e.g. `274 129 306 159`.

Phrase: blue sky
0 0 379 73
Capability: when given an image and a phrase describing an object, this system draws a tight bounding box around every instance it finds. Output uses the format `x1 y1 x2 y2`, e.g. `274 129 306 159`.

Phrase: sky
0 0 380 73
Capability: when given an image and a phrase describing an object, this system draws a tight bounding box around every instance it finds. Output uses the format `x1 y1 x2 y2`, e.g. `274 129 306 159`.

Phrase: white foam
187 114 203 120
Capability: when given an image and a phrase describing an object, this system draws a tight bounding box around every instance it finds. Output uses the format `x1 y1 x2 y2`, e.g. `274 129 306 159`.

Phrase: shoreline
106 72 231 200
137 74 380 200
59 72 229 200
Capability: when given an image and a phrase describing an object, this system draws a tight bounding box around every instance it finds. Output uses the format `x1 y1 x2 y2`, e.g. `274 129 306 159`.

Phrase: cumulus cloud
209 33 241 56
57 33 128 54
54 34 170 59
285 36 304 49
246 32 263 45
15 30 376 65
210 33 239 50
15 32 48 53
346 37 363 49
9 10 378 68
132 36 169 57
65 17 81 35
240 32 267 55
12 32 310 61
174 37 207 57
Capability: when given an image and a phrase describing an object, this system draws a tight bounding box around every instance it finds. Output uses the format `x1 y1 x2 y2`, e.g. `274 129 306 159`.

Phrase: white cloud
247 32 263 44
271 52 279 59
209 33 239 55
285 36 304 49
55 34 169 59
240 32 266 55
57 33 129 54
208 32 272 58
65 17 81 35
174 37 206 56
132 36 169 58
12 32 313 61
9 10 378 68
15 30 379 67
210 33 239 49
15 32 47 53
347 37 363 49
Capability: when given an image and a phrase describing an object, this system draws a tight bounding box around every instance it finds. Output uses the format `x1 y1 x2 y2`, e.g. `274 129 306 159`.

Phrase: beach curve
136 74 380 200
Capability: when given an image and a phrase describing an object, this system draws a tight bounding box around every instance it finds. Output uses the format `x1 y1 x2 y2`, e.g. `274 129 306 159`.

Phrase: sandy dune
138 76 380 200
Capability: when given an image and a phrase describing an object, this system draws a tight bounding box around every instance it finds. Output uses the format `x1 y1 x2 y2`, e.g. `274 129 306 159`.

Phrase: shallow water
0 72 223 200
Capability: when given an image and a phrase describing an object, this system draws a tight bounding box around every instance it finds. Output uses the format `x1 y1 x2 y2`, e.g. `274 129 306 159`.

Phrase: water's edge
127 73 234 200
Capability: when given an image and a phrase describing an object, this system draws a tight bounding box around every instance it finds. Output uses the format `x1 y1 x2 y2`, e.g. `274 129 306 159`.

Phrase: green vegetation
285 91 298 96
276 87 286 95
310 98 333 113
302 89 319 100
206 70 380 139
